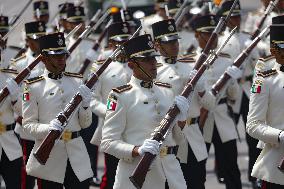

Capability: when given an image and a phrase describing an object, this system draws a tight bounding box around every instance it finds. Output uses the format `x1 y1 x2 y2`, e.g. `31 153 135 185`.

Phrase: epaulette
177 57 195 63
95 59 105 65
112 84 132 93
156 62 163 67
154 81 172 88
10 54 26 62
259 55 274 62
0 68 18 74
63 72 83 78
219 52 231 59
257 69 277 78
24 76 44 84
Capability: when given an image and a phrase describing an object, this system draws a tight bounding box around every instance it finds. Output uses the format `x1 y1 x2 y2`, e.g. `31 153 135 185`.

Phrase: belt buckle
62 131 72 142
160 147 167 158
0 122 6 134
187 118 192 125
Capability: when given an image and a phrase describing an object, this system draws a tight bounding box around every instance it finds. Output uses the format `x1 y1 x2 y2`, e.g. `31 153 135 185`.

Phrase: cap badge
40 2 45 9
58 38 64 46
148 41 154 48
168 25 175 32
38 25 44 32
122 26 128 33
75 8 81 16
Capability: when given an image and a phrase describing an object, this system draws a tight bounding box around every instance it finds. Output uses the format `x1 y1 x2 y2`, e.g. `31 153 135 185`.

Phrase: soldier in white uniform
191 14 243 189
246 25 284 189
0 17 23 189
22 32 93 188
90 21 133 189
152 18 208 189
57 3 75 33
101 34 189 189
33 0 53 33
65 6 98 76
11 20 46 189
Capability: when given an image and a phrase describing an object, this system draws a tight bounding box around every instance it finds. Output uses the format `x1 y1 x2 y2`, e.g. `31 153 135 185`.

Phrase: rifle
78 19 113 75
0 21 92 106
198 26 270 128
129 26 237 189
9 0 33 26
33 25 142 165
193 0 238 70
250 0 279 40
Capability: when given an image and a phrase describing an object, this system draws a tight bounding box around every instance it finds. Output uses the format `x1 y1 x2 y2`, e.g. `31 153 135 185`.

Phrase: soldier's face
228 16 241 29
157 40 179 57
26 38 40 54
43 54 67 74
131 57 157 80
195 32 217 49
35 15 49 24
271 47 284 65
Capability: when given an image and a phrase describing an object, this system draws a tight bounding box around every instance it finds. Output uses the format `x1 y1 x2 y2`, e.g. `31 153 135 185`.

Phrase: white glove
226 65 243 80
174 95 190 121
49 119 64 132
79 85 92 107
279 131 284 145
138 139 160 156
6 78 19 101
189 69 198 80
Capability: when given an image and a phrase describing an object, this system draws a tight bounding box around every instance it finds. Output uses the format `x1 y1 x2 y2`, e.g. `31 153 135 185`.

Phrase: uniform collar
130 76 153 88
44 69 63 80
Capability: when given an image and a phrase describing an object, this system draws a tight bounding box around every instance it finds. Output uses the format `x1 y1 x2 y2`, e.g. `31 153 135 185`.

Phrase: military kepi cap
217 0 241 17
155 0 167 8
272 15 284 25
152 19 180 42
108 22 131 42
191 15 218 33
66 6 85 22
270 25 284 49
33 1 49 16
112 9 136 26
58 3 74 19
25 21 46 39
0 16 9 33
123 34 157 58
39 32 69 55
168 0 184 14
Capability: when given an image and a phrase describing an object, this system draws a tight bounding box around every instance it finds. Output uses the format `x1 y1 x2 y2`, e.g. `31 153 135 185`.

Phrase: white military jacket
156 55 208 162
22 69 93 183
101 76 186 189
90 59 132 145
247 63 284 185
0 69 22 161
202 49 240 143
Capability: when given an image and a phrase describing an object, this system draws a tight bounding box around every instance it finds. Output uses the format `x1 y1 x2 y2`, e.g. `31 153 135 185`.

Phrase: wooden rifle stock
250 0 278 40
129 26 237 189
198 26 270 129
33 26 142 165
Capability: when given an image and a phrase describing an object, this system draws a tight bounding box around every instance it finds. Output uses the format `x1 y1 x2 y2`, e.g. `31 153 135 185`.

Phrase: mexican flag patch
251 79 263 94
23 93 30 101
107 94 117 111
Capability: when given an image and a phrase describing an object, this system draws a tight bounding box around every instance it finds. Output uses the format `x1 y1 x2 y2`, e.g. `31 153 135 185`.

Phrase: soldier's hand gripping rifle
193 0 238 70
198 26 271 128
0 11 101 106
78 19 113 75
129 26 237 189
250 0 279 40
33 25 142 165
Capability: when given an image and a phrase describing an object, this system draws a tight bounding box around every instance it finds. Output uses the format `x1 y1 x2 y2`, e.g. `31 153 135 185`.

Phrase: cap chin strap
132 59 153 81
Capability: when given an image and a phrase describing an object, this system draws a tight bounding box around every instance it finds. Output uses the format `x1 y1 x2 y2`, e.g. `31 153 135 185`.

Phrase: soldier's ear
270 47 277 57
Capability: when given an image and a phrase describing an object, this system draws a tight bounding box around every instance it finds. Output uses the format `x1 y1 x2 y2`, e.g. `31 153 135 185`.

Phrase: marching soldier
246 24 284 189
22 32 93 188
11 20 46 189
90 21 133 189
33 0 49 24
191 14 243 189
152 19 208 189
57 2 75 33
101 34 188 189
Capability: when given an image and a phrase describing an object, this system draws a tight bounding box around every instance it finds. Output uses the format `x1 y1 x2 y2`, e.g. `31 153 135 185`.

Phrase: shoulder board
24 76 44 84
259 55 274 62
156 62 163 67
112 84 132 93
251 10 262 16
154 81 172 88
219 53 231 59
179 52 197 59
95 59 105 65
11 54 26 62
0 68 18 74
257 69 277 78
63 72 83 78
177 57 195 63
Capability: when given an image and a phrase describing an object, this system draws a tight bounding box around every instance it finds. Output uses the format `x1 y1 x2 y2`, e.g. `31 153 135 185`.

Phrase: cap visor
44 49 69 55
111 36 131 42
159 35 180 42
132 51 159 58
276 43 284 49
